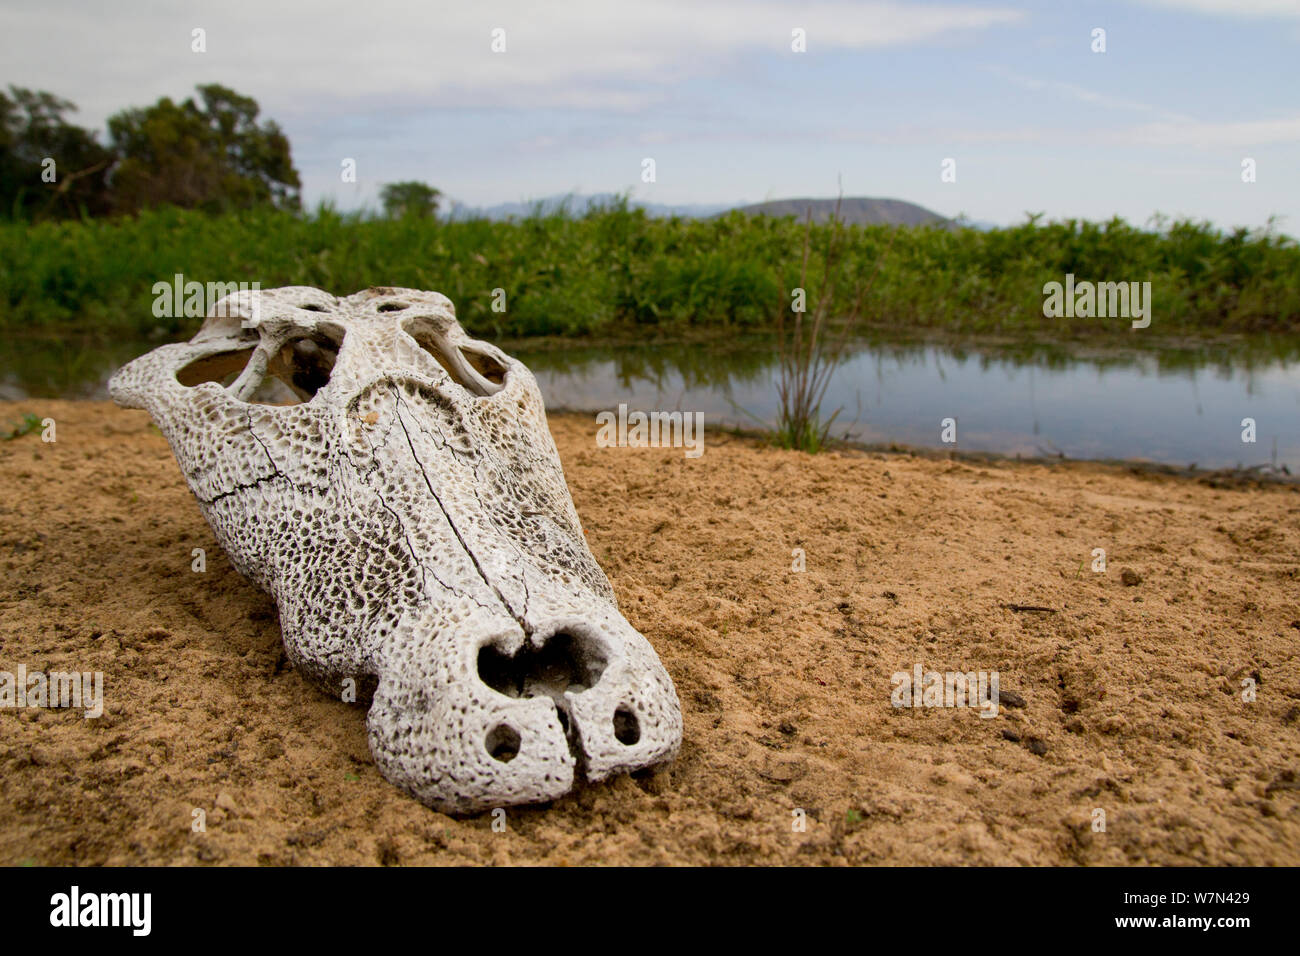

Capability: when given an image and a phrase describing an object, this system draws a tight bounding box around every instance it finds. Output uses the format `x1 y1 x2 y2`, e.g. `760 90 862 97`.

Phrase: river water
515 337 1300 470
5 334 1297 470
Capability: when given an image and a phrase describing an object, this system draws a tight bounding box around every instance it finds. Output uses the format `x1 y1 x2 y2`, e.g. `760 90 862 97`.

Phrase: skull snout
475 619 673 783
367 615 679 814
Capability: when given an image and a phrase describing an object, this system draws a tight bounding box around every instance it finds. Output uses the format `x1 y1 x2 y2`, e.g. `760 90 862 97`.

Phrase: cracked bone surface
109 286 682 813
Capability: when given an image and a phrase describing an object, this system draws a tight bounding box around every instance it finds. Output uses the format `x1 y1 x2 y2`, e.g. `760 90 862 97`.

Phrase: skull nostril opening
300 303 325 312
377 302 407 312
477 631 607 700
485 724 520 763
614 707 640 746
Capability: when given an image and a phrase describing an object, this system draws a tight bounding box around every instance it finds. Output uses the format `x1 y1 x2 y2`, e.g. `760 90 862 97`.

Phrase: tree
0 86 113 220
107 83 300 214
380 181 441 219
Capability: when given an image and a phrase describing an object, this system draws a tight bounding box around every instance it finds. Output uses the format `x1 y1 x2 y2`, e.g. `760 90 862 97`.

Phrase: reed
773 198 895 452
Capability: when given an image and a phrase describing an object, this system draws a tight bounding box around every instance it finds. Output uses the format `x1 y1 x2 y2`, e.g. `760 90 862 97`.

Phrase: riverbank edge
4 398 1297 488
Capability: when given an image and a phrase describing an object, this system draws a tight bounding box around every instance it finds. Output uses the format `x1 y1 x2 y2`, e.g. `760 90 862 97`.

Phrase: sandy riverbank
1 400 1298 865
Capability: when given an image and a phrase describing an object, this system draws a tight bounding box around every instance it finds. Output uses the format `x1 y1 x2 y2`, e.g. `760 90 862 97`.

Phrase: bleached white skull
110 286 682 813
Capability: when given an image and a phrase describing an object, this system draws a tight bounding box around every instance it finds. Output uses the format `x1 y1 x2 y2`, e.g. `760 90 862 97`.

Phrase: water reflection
5 332 1297 470
514 336 1300 470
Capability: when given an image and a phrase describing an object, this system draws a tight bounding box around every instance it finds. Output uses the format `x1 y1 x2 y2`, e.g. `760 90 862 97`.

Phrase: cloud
986 66 1197 124
981 65 1300 149
1130 0 1300 18
1122 116 1300 147
0 0 1023 128
841 116 1300 149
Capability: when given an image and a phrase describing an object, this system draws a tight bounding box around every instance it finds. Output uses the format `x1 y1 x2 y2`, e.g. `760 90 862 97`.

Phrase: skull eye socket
402 317 507 396
277 334 341 398
176 347 257 389
176 328 345 405
461 345 507 386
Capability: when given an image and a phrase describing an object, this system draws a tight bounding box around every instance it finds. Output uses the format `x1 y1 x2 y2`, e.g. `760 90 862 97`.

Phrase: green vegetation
3 82 1296 363
2 412 41 440
2 83 298 220
105 84 299 215
2 202 1297 347
1 87 113 220
773 201 895 452
380 181 442 220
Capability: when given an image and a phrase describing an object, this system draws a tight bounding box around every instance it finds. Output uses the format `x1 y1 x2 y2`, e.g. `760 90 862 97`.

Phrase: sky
2 0 1298 229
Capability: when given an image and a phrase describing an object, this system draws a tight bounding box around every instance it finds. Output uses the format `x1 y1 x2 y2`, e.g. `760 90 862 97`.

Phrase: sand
1 399 1298 866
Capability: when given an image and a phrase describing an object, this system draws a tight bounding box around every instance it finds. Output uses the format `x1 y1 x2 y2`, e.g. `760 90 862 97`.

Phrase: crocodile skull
109 285 682 813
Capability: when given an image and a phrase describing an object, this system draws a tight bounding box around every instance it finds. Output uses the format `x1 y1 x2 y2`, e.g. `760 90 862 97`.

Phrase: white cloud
981 65 1300 149
876 116 1300 148
1131 0 1300 18
1122 116 1300 146
0 0 1023 128
986 66 1196 124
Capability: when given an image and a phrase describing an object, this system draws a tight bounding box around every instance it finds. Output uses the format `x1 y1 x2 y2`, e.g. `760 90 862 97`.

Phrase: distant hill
442 192 983 229
725 196 950 227
444 193 732 221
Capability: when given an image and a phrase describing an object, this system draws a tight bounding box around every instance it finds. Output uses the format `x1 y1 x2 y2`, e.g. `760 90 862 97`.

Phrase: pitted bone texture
109 286 682 813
